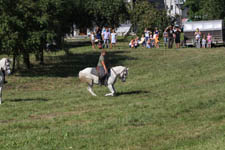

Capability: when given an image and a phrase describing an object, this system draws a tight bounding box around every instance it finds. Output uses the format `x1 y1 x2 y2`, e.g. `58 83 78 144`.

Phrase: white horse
79 66 128 96
0 58 12 104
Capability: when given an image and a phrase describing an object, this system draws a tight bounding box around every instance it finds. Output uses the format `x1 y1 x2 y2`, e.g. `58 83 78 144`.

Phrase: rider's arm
101 61 108 74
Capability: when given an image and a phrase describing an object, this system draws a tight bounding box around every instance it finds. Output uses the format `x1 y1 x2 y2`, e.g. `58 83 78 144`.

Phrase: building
164 0 188 18
126 0 187 18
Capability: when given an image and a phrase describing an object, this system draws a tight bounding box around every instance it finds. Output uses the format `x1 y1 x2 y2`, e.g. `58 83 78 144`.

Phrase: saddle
91 67 110 86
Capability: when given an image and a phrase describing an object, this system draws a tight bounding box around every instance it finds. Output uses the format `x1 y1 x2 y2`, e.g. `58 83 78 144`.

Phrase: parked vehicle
183 20 225 46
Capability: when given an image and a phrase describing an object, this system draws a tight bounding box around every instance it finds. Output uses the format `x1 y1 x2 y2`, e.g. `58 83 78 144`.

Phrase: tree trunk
12 53 16 73
35 52 40 61
40 48 44 65
23 52 30 69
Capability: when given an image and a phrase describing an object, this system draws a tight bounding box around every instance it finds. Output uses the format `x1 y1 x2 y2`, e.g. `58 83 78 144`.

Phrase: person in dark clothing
165 25 174 48
174 26 181 49
97 50 108 85
96 27 102 49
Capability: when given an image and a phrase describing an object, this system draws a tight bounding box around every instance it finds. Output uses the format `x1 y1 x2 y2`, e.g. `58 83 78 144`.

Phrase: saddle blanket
91 68 111 77
91 68 98 76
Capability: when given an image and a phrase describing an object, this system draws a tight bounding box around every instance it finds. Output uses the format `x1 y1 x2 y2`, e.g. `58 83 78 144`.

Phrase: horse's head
119 67 129 82
1 58 12 75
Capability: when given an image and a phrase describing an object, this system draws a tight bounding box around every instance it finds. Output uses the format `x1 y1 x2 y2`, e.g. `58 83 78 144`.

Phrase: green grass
1 40 225 150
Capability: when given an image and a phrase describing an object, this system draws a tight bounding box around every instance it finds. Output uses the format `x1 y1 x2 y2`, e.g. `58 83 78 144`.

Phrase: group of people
194 28 212 48
90 27 117 49
128 25 182 49
129 27 160 48
163 25 182 49
128 25 213 49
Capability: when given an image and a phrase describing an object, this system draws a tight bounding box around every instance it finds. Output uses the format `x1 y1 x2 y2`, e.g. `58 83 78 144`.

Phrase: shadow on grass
116 90 150 96
7 98 49 102
18 50 136 78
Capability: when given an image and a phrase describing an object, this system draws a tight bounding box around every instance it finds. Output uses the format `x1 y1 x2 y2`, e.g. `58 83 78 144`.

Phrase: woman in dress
194 28 201 48
90 32 95 49
110 29 117 49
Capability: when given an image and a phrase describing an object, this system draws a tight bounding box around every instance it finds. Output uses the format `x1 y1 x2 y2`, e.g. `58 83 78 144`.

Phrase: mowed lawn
1 40 225 150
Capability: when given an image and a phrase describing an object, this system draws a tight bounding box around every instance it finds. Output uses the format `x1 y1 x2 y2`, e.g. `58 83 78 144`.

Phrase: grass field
1 39 225 150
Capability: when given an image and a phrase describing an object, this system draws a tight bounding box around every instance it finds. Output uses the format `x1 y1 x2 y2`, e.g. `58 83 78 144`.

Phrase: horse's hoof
105 93 114 97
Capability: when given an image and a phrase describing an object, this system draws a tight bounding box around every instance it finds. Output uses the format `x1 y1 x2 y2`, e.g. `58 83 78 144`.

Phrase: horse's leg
0 87 2 104
87 83 97 96
105 84 115 96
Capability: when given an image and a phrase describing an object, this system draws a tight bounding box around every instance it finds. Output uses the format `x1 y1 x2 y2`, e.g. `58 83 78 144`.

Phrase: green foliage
86 0 129 28
0 0 78 68
0 0 129 69
1 41 225 149
185 0 225 21
130 0 170 36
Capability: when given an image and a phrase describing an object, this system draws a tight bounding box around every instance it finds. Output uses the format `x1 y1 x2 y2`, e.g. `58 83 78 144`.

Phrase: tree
129 0 170 35
185 0 225 21
86 0 129 28
0 0 77 70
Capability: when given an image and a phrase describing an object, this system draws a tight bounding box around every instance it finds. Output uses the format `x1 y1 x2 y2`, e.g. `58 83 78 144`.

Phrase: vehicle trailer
183 20 225 46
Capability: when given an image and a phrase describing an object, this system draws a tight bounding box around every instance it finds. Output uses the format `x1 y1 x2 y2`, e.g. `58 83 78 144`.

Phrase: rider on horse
97 50 108 85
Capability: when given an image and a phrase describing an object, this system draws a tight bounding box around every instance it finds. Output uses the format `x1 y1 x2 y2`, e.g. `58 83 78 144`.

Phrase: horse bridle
111 68 127 81
111 68 117 76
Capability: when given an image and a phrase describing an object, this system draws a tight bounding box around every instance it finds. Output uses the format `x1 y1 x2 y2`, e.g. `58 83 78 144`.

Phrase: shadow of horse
7 98 49 102
116 90 151 96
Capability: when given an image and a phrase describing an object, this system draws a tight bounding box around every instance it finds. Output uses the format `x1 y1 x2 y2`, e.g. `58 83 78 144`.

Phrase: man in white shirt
102 28 111 48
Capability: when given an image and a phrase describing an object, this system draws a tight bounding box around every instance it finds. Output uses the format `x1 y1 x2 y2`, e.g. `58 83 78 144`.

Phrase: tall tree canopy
130 0 170 35
0 0 129 70
0 0 77 69
185 0 225 21
86 0 129 28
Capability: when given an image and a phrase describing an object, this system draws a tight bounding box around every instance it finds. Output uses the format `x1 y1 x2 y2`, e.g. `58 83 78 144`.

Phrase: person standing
144 28 150 46
194 28 201 48
102 28 111 48
174 26 181 49
97 50 108 85
202 35 206 48
154 27 159 36
155 34 159 48
96 27 102 49
110 29 117 49
165 25 174 48
149 32 153 48
90 32 95 49
207 33 212 48
163 29 168 48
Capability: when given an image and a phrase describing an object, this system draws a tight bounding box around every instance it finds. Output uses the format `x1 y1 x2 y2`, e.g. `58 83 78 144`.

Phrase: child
139 34 145 47
154 27 159 36
163 30 168 48
144 28 150 45
155 34 159 48
146 38 151 48
110 29 117 49
90 32 95 49
134 37 139 48
149 32 154 48
202 35 206 48
129 39 135 48
207 33 212 48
